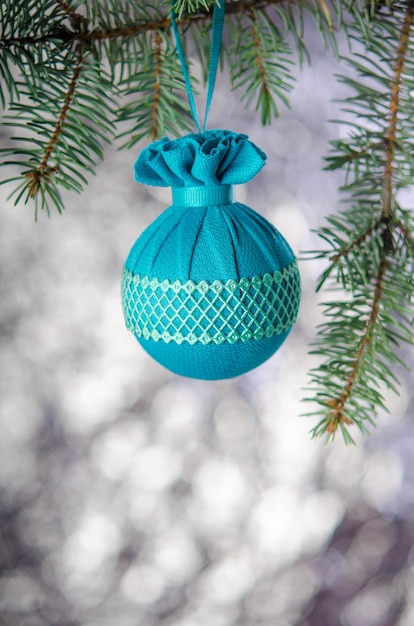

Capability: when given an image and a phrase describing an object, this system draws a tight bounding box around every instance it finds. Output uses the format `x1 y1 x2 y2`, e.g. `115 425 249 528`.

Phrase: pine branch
0 0 74 106
115 28 194 147
25 43 85 208
54 0 86 25
0 46 116 217
81 1 289 41
383 0 413 218
0 0 332 47
306 0 414 443
228 6 294 124
2 0 337 217
171 0 220 19
311 253 388 443
251 7 290 124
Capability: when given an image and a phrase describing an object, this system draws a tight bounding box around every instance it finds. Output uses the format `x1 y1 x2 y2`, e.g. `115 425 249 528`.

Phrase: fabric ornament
122 130 300 379
121 2 300 379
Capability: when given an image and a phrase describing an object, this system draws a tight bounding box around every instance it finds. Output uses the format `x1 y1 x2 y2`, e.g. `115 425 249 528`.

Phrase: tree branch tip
25 166 60 197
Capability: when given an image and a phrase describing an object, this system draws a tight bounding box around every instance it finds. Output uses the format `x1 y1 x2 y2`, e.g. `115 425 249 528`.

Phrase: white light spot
90 421 148 481
341 585 392 626
63 511 121 575
194 550 255 605
152 528 202 583
152 383 204 443
362 451 403 509
299 491 345 554
0 573 42 611
192 459 249 528
270 120 313 158
128 445 182 491
249 487 302 565
214 396 254 441
121 564 166 605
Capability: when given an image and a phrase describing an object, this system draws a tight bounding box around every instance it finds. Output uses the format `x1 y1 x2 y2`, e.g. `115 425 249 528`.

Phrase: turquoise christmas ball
121 130 301 380
122 200 300 380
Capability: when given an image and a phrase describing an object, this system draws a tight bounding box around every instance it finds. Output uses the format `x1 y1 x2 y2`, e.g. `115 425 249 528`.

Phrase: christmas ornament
121 3 301 380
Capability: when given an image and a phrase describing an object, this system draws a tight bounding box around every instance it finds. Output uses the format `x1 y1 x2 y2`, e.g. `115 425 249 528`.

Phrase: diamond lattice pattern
122 262 300 345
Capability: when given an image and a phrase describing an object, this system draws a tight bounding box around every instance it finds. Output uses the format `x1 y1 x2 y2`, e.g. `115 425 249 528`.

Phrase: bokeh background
1 15 414 626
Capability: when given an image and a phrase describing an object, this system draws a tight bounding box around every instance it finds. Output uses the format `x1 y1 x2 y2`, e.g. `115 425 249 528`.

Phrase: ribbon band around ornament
172 185 234 207
122 261 300 346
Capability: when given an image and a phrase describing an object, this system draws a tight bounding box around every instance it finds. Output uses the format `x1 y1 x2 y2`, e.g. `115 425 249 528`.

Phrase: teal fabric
172 185 234 207
138 331 291 379
125 202 296 283
134 131 267 187
121 263 300 379
123 130 301 379
122 264 300 345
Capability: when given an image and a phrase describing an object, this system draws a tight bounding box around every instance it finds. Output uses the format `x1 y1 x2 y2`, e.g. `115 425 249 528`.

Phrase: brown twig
383 1 414 218
324 3 414 436
26 44 85 197
331 220 383 264
248 8 271 121
395 220 414 252
54 0 84 23
150 31 163 141
3 0 293 47
80 0 291 41
325 254 388 435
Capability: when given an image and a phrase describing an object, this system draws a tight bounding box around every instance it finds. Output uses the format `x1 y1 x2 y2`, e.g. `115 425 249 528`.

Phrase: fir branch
250 8 280 124
1 0 337 132
0 0 331 47
171 0 220 19
54 0 76 14
25 43 85 204
80 1 287 41
318 0 334 31
228 6 294 123
331 220 383 266
307 223 414 444
54 0 83 22
383 0 413 218
312 253 388 441
1 51 116 217
313 217 384 291
115 28 194 147
0 0 74 106
307 1 414 443
396 218 414 252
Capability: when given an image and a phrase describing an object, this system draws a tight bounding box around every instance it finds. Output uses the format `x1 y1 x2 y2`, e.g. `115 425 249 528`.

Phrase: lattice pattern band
122 261 300 346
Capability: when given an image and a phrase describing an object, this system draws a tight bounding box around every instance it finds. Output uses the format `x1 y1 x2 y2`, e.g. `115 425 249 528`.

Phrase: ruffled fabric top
134 129 267 187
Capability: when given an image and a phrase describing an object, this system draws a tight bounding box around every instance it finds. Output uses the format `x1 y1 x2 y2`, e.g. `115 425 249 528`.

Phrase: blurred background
1 16 414 626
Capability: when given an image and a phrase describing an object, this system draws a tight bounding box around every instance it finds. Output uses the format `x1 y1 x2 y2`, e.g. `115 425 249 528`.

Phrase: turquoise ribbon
172 184 234 207
170 2 225 133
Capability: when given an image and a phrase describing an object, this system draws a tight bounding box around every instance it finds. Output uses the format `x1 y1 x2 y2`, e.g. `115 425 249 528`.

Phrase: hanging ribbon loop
170 1 225 133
